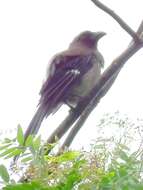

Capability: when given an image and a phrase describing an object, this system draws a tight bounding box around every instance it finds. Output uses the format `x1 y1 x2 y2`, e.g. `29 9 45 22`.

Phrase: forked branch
47 1 143 152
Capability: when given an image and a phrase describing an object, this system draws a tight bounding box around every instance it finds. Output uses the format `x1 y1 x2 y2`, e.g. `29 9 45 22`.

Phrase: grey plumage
24 31 105 142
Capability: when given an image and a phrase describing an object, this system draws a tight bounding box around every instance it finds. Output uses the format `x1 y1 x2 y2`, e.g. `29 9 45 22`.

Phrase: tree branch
46 2 143 151
91 0 140 42
136 20 143 36
60 72 119 150
48 39 143 149
47 110 80 143
60 18 143 150
60 40 143 150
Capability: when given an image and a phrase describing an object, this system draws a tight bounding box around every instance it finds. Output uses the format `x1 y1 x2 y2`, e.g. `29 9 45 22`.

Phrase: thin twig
91 0 140 42
137 20 143 36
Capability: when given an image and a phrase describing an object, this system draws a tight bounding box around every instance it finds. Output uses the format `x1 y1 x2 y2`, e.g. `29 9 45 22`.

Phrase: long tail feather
13 106 47 162
24 106 47 142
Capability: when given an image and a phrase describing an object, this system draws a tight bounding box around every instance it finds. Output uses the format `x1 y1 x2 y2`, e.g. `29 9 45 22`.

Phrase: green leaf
132 183 143 190
4 149 24 159
119 144 130 151
3 138 12 144
25 135 33 147
56 151 80 163
3 181 45 190
0 147 16 158
33 136 41 150
119 150 129 161
17 125 24 145
0 144 12 151
118 166 127 177
21 156 33 162
0 164 10 183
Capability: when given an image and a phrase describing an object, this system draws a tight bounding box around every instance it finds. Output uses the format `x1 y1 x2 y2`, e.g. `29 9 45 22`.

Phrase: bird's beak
94 31 106 40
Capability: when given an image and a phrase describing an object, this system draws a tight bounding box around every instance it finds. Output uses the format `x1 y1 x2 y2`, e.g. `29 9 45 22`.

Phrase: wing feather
39 54 94 112
42 70 80 107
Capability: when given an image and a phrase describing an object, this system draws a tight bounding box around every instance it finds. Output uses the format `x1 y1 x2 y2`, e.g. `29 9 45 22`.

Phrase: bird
24 30 106 142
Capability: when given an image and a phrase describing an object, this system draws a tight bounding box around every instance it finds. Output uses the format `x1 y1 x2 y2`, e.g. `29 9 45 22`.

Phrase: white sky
0 0 143 149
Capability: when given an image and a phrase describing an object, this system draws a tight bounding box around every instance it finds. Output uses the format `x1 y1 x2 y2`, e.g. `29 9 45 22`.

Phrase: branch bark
47 110 79 143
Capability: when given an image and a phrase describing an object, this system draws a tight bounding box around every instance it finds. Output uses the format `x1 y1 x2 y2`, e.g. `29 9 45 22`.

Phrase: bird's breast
67 62 101 107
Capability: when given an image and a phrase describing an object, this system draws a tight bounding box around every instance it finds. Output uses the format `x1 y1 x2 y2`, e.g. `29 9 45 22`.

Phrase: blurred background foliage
0 112 143 190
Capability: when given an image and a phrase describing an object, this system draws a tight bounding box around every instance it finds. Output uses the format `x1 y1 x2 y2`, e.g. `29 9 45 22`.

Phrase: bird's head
70 31 106 49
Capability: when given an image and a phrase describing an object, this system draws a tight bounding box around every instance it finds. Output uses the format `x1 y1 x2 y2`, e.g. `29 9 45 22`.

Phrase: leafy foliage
0 113 143 189
0 165 9 183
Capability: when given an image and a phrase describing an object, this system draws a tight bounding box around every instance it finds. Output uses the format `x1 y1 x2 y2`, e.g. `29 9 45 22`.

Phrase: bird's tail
13 106 48 162
24 106 47 142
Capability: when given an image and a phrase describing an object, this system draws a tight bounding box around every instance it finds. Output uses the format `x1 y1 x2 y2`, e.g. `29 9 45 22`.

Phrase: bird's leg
65 94 83 111
66 95 91 117
66 102 75 110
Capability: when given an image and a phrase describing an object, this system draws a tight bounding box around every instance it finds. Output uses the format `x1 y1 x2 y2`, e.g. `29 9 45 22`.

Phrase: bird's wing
39 54 94 113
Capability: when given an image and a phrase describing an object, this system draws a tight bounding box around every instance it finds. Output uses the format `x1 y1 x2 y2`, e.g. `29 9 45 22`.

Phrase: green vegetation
0 112 143 189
